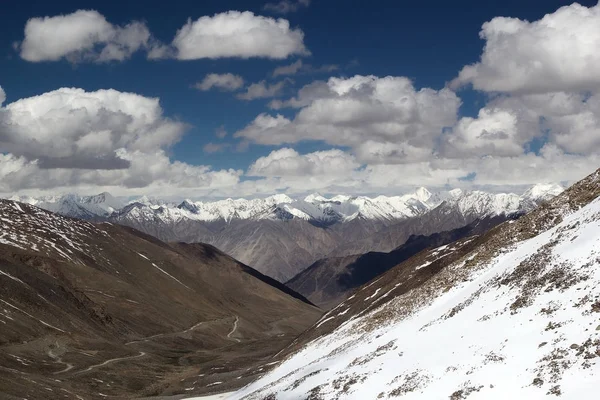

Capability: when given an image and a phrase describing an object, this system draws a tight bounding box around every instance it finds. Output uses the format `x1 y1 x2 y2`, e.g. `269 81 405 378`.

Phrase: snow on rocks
228 179 600 399
0 199 109 263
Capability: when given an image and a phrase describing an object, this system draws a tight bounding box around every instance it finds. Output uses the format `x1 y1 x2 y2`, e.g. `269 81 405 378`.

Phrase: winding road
49 344 74 375
125 320 208 345
74 352 146 375
227 316 240 342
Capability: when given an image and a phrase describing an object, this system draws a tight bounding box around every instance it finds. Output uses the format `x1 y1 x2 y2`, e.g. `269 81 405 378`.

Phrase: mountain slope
324 187 559 258
230 168 600 399
0 201 321 399
287 215 514 309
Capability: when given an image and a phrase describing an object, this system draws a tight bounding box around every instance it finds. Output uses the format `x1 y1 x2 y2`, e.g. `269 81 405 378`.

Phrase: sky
0 0 599 199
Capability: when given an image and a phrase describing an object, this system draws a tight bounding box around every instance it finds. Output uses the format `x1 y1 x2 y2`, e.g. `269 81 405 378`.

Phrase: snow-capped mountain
7 184 563 225
229 169 600 399
5 184 564 283
123 189 437 225
10 192 125 219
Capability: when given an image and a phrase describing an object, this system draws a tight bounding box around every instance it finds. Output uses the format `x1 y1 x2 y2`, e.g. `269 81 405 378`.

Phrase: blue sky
0 0 599 197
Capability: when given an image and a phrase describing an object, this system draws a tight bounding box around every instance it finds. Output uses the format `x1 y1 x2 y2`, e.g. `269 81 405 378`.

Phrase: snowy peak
523 182 564 202
443 190 522 217
438 185 563 218
413 186 432 203
267 193 294 204
304 193 328 203
8 192 125 220
3 184 564 225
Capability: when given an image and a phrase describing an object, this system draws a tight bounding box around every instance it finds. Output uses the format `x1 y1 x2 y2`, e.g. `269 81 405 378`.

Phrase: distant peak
523 183 564 201
330 194 352 202
267 193 294 204
304 193 327 203
414 187 432 202
177 199 199 212
448 188 464 198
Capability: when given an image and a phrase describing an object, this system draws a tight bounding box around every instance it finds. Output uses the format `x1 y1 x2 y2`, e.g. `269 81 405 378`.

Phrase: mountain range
9 184 564 282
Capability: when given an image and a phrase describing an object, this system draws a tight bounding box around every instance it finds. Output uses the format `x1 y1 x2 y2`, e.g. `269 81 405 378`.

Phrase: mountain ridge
8 183 563 225
6 184 565 282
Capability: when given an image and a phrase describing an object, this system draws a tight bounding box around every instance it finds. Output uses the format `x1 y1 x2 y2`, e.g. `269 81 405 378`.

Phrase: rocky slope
229 168 600 399
0 201 321 399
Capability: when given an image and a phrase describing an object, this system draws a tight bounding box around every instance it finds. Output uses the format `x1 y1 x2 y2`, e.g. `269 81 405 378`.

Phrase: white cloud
215 125 228 138
268 80 332 109
18 10 153 63
0 86 5 105
0 87 185 166
168 11 309 60
236 80 289 100
443 108 524 157
451 2 600 93
194 73 245 91
203 142 230 153
0 150 241 195
248 148 360 177
234 145 597 197
0 87 241 196
439 91 600 159
233 71 600 195
272 60 338 77
236 75 461 163
264 0 311 14
273 60 303 76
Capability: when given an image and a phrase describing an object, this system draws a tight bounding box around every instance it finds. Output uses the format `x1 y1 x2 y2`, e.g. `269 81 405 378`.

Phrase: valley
0 201 320 399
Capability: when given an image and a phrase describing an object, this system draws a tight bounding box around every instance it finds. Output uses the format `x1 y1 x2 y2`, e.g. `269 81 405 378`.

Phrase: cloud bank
0 87 241 196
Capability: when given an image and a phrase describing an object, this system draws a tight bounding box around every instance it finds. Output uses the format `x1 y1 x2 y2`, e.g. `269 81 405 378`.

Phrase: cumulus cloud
0 86 5 105
442 108 524 157
236 80 289 100
18 10 154 63
451 2 600 93
272 60 338 77
363 148 599 191
248 148 360 177
234 70 600 194
236 75 461 163
0 87 241 196
194 73 245 91
162 11 308 60
264 0 311 14
482 92 600 156
0 88 185 166
0 150 241 195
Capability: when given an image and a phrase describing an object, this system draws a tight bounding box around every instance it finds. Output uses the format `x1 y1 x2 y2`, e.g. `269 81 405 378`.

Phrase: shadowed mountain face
287 215 517 309
0 200 321 399
230 168 600 400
